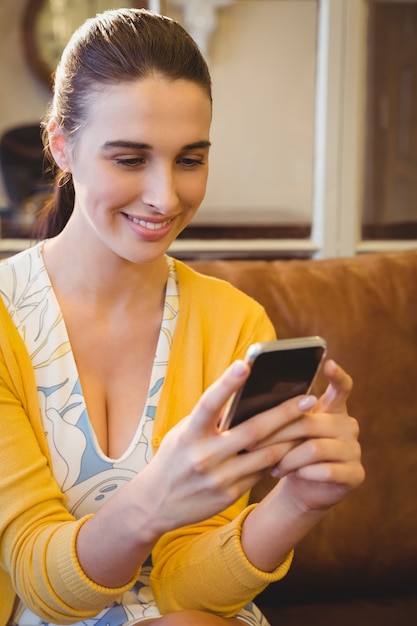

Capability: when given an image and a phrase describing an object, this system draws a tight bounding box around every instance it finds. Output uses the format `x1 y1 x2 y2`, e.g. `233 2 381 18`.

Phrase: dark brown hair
35 8 212 239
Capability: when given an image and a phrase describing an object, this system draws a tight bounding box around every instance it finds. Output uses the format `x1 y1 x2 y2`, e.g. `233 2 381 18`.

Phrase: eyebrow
102 140 211 151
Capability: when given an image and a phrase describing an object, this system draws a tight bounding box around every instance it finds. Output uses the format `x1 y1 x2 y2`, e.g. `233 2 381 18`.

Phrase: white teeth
128 215 170 230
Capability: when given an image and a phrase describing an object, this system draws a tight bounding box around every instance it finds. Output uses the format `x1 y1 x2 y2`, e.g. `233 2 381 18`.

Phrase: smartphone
220 336 327 430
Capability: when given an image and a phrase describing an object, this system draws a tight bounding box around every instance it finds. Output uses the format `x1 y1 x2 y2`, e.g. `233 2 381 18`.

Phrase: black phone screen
227 344 325 428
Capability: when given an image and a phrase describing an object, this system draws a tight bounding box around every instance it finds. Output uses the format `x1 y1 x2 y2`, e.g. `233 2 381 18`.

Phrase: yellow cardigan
0 259 292 625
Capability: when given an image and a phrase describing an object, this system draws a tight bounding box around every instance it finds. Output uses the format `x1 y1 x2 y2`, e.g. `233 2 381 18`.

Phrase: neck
42 229 169 312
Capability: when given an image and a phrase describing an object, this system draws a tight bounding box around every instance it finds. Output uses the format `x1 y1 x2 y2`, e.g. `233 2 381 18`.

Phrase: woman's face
52 76 212 264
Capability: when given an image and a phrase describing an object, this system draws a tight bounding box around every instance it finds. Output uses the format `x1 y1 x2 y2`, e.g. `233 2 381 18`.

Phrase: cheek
183 172 208 208
75 170 135 211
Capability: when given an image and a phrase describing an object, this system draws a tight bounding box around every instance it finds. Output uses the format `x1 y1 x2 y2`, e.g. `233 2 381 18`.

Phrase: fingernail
270 465 280 478
327 359 338 372
232 360 248 377
298 395 317 411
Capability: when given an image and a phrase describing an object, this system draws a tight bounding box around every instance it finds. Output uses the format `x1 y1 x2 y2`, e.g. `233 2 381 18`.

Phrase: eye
114 156 146 168
178 157 204 168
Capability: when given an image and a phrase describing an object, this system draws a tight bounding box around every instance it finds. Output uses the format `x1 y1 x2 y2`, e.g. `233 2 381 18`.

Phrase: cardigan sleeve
150 265 293 615
151 503 293 617
0 301 139 623
0 262 289 621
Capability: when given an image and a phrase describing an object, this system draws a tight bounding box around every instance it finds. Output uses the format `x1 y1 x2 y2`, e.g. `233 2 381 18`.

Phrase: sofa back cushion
188 250 417 602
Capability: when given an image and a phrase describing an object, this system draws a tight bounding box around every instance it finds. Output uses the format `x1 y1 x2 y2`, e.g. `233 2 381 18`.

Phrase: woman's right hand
76 360 310 588
137 360 312 533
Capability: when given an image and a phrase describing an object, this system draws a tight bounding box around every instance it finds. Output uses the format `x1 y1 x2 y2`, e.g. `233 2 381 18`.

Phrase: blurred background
0 0 416 259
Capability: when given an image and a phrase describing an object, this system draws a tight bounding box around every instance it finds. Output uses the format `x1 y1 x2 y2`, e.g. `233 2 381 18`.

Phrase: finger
277 436 362 479
314 360 352 413
222 394 317 456
253 410 357 451
189 360 250 435
221 439 297 488
295 460 365 489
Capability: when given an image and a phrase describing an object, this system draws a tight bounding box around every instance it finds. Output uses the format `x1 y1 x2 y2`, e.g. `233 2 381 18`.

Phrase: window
1 0 416 259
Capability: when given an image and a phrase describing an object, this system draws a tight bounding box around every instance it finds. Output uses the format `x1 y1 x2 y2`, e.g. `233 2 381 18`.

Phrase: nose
141 163 179 215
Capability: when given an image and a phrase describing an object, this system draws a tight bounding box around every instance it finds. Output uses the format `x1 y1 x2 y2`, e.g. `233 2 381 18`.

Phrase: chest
68 317 161 458
55 274 179 459
1 247 180 460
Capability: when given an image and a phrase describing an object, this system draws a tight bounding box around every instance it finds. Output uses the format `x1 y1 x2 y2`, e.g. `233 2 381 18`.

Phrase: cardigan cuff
219 504 294 586
45 516 141 613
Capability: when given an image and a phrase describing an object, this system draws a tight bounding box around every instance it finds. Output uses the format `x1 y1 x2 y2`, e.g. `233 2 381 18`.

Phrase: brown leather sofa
189 249 417 625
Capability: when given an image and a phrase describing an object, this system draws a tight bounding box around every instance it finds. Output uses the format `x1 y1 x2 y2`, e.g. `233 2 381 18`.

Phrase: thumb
189 360 250 435
314 359 352 413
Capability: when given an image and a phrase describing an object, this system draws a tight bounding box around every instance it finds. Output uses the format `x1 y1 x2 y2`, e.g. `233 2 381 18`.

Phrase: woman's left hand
240 360 365 572
267 359 365 512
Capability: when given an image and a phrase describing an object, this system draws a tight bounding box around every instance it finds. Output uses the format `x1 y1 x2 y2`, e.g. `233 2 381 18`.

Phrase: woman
0 9 364 626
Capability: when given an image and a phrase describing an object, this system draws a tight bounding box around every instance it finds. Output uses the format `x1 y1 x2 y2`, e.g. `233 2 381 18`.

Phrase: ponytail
33 123 75 239
34 174 75 239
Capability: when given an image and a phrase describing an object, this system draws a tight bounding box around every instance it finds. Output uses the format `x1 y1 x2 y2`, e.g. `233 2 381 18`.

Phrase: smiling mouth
125 215 173 230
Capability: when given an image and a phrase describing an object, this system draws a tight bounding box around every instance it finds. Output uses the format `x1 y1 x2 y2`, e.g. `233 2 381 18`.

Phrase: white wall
187 0 317 225
0 0 317 225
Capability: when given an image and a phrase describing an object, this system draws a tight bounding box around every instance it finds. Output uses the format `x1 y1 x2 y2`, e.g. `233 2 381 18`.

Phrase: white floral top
1 242 268 626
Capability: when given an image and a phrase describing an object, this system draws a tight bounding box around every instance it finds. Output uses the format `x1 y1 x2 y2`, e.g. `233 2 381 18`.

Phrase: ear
48 119 71 172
